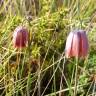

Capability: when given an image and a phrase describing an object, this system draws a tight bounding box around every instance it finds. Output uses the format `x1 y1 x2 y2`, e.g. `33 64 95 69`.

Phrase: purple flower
13 26 29 48
65 30 89 58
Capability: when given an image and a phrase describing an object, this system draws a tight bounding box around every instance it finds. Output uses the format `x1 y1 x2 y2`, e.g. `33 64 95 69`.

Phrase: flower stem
74 57 78 96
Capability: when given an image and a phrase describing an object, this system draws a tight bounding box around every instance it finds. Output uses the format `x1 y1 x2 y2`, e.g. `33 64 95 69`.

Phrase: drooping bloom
13 26 29 48
65 30 89 58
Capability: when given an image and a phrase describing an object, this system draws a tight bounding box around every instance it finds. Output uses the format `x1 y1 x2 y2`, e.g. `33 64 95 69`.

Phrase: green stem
38 55 41 96
53 56 56 96
26 21 31 96
77 0 82 28
74 57 79 96
16 49 22 96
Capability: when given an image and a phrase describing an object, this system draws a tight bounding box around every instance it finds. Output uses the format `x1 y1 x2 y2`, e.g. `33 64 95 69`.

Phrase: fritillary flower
65 30 88 58
13 26 29 48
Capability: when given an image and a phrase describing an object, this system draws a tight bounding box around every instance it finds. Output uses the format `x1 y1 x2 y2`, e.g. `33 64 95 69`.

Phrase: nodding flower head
65 30 89 58
13 26 29 48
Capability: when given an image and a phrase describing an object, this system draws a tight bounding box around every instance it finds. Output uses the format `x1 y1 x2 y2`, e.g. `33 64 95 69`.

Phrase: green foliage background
0 0 96 96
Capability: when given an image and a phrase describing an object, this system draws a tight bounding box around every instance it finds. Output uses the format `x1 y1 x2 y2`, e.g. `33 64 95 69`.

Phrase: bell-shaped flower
65 30 89 58
13 26 29 48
